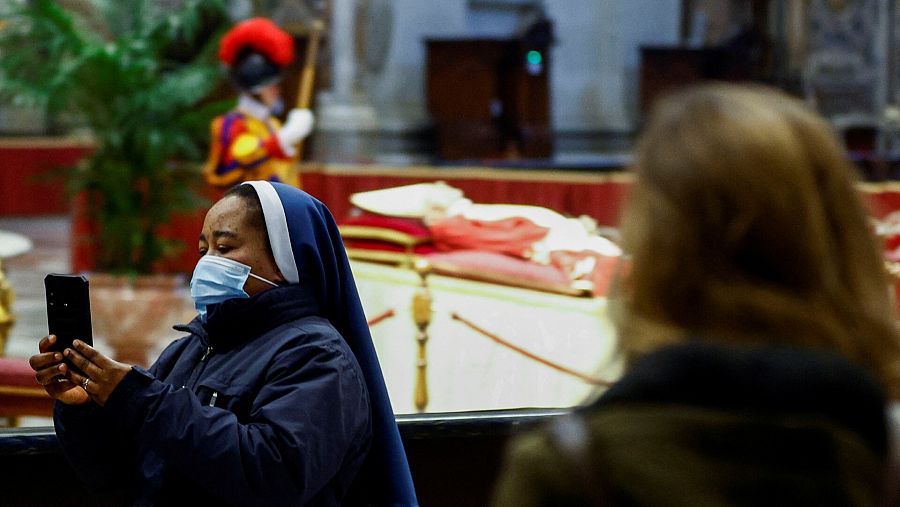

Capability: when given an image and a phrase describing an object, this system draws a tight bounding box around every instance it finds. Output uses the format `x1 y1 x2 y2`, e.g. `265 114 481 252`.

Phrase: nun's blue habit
244 181 419 506
54 180 417 506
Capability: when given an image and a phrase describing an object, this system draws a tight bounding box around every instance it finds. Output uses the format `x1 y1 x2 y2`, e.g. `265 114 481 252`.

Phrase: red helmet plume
218 17 295 68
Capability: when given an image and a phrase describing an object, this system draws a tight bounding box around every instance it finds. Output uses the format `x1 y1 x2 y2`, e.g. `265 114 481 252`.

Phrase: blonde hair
616 84 900 398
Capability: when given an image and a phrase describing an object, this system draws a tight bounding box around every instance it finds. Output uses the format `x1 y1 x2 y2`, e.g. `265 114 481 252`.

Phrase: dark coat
492 342 890 507
55 284 372 507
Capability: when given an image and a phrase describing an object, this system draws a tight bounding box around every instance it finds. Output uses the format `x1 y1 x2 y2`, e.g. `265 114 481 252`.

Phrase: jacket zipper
182 345 214 390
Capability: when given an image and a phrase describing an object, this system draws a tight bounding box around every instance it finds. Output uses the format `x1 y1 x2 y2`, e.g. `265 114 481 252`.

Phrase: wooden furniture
426 37 552 160
639 46 753 117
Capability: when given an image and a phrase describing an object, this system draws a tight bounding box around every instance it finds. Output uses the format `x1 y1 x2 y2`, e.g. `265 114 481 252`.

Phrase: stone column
317 0 378 131
331 0 355 104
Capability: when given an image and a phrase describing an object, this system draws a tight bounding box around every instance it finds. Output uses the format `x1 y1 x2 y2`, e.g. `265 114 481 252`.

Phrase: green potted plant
0 0 232 364
0 0 231 273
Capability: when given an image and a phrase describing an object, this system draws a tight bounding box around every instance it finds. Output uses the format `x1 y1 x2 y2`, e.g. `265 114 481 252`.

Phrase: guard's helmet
219 18 295 92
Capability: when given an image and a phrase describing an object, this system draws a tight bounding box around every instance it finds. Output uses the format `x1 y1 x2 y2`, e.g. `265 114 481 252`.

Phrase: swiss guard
203 18 313 188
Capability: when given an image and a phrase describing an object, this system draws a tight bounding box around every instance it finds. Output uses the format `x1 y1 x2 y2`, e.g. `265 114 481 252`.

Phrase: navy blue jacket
54 284 372 506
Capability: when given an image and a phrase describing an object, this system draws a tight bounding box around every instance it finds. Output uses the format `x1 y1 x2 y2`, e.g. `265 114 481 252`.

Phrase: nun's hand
62 340 132 407
29 334 90 405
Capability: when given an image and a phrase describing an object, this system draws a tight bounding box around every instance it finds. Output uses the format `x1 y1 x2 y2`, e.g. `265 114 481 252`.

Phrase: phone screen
44 274 93 356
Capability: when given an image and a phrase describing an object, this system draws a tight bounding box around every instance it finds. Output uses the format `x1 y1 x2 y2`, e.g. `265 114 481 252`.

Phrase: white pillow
349 182 465 219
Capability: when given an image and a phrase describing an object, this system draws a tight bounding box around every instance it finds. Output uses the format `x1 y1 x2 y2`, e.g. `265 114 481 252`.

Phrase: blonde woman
493 84 900 506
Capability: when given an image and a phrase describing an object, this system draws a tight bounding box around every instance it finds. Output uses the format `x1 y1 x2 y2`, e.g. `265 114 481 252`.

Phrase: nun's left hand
62 340 132 407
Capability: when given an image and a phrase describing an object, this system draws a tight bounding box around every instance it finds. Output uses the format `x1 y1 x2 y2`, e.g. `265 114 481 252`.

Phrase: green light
526 50 542 66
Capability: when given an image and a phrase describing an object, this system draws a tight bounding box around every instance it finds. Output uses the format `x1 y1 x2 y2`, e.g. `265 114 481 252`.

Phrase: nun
30 181 418 506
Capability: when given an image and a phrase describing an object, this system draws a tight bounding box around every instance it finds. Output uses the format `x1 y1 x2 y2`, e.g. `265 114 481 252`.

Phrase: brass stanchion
411 260 432 412
0 258 18 426
0 259 16 356
886 261 900 317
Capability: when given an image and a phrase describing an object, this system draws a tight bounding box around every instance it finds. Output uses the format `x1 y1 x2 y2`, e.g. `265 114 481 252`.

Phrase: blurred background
8 0 899 165
2 0 900 426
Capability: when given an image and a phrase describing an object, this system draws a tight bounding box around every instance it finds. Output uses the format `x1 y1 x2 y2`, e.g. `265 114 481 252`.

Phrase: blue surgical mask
270 97 285 117
190 256 279 321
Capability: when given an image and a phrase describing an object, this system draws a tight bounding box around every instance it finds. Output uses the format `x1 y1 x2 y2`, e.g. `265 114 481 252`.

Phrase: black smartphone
44 274 93 365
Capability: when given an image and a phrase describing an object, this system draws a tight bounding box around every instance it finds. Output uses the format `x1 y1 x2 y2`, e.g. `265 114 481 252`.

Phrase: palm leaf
0 0 231 274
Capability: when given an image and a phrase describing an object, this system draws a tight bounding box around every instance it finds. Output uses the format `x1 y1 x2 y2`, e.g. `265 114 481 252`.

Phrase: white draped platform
351 260 622 414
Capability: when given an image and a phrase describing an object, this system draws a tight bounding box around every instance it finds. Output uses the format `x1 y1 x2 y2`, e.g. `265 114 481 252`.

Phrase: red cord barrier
450 312 611 386
367 309 396 328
